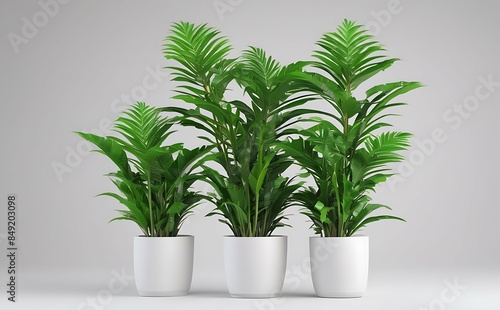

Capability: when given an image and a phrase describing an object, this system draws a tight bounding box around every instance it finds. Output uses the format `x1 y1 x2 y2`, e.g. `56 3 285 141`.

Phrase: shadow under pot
134 235 194 296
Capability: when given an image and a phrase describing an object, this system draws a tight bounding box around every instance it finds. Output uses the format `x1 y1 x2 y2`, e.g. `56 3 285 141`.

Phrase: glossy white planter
134 235 194 296
310 235 369 298
224 236 287 298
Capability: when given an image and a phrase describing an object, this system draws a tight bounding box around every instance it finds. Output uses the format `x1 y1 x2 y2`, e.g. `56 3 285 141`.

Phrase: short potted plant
76 102 210 296
162 22 316 298
281 20 422 297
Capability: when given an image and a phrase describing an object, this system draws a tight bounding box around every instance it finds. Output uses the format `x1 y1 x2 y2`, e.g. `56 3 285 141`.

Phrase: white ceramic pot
224 236 287 298
309 235 369 298
134 235 194 296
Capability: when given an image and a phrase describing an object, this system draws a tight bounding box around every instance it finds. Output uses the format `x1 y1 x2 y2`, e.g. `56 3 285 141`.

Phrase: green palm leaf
77 102 210 237
287 19 421 237
313 19 398 91
163 22 318 236
163 21 232 97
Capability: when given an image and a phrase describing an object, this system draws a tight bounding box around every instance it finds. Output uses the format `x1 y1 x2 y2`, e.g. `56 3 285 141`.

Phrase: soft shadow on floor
189 289 231 298
119 289 230 298
280 292 317 298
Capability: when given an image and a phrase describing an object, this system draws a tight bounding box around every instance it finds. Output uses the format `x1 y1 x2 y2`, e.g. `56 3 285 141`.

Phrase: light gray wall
1 0 498 283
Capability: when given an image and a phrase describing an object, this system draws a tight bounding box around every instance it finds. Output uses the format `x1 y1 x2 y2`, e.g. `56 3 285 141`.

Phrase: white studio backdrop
1 0 499 309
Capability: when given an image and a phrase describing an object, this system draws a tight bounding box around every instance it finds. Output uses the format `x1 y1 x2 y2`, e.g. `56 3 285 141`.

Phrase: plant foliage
76 102 210 237
163 22 317 236
282 19 422 237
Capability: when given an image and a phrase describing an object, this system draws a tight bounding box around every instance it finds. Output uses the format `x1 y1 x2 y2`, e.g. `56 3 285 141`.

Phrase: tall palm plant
162 22 316 236
282 19 422 237
76 102 210 237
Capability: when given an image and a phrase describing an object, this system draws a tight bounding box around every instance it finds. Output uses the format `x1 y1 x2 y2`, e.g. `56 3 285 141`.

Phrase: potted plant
281 20 422 297
76 102 210 296
162 22 316 298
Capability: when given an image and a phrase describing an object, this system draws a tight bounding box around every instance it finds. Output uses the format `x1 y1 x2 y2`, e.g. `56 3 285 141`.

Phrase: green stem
333 169 343 237
337 111 351 237
245 178 251 237
253 192 259 237
147 171 154 237
253 133 265 237
262 205 268 237
225 118 248 237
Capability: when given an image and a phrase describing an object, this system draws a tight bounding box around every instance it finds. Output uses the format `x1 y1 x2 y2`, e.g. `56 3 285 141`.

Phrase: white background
1 0 499 309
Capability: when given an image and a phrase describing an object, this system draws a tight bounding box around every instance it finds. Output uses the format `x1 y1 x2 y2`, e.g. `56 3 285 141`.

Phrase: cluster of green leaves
163 22 317 236
281 20 422 237
76 102 210 237
79 20 420 239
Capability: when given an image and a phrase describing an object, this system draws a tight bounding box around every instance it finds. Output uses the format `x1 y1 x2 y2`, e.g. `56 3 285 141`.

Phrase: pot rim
309 234 367 239
223 235 287 238
135 235 194 238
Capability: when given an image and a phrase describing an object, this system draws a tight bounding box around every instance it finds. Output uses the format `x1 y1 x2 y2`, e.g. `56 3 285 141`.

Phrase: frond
163 21 232 95
236 47 281 90
313 19 398 91
113 102 171 153
352 131 411 183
